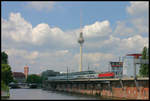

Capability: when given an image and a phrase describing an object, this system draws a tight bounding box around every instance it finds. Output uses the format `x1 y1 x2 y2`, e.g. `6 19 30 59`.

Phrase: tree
1 80 9 91
1 64 13 85
26 74 42 84
1 52 13 85
139 46 149 77
1 51 8 64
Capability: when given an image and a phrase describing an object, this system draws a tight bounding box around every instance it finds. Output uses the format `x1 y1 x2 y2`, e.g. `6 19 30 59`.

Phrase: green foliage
13 79 18 83
1 52 13 85
1 64 13 85
26 74 42 84
1 80 9 91
1 51 8 64
139 46 149 77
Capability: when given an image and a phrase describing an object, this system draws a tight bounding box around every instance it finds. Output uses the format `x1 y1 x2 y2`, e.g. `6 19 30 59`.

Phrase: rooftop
13 72 25 78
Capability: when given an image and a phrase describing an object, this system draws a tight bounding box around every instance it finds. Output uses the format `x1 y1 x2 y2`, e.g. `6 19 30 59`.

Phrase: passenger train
48 71 115 80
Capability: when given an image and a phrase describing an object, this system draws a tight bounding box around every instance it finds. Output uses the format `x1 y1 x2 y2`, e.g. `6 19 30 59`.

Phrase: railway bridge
43 77 149 100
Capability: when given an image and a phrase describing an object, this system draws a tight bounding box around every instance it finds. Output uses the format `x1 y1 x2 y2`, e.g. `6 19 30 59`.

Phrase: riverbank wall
1 90 10 99
43 78 149 100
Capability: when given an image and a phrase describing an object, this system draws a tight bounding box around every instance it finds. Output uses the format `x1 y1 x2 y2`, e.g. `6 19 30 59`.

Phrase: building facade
12 72 26 83
110 61 123 78
123 54 142 78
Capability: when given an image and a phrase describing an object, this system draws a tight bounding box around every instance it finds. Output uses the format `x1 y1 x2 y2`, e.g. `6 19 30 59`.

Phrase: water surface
9 88 100 100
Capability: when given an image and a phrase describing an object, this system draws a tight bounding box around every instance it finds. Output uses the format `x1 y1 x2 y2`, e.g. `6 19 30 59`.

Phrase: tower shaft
80 44 83 72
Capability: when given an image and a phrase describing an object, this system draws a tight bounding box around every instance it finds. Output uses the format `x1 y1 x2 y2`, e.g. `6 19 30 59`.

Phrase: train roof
58 70 96 76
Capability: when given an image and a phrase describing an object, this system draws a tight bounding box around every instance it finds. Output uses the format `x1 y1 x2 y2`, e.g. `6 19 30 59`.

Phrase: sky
2 1 149 74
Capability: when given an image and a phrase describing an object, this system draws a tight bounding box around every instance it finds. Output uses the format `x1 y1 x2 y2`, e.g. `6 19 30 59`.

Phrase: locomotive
98 72 115 78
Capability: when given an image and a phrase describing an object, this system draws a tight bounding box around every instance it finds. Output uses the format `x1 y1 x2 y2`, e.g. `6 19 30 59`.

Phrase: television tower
78 9 84 72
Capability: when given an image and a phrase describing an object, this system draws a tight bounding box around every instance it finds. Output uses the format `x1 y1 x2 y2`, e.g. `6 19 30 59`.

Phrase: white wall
123 56 140 77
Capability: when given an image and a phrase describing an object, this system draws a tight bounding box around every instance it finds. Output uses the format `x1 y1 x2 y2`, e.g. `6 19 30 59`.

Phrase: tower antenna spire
80 8 82 33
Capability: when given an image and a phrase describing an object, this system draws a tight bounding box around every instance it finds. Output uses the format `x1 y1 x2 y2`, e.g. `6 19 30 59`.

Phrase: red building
12 72 25 83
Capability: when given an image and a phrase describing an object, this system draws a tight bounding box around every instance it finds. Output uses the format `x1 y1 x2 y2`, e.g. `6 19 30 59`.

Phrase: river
9 88 102 100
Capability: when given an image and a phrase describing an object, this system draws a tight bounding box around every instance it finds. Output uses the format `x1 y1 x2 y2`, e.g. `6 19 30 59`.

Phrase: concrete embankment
1 90 10 99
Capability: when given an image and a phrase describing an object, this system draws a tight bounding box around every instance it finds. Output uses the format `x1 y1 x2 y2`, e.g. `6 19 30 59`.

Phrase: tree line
26 70 60 84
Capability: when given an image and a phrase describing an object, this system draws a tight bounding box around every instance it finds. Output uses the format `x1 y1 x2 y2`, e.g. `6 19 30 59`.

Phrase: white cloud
27 1 55 11
31 23 51 44
126 1 148 16
2 12 76 47
39 50 69 58
5 48 39 60
118 35 148 52
131 17 148 34
74 52 116 72
113 21 135 36
126 1 148 34
2 12 32 43
84 35 121 54
25 51 39 60
83 20 112 38
31 23 77 46
101 35 148 55
85 53 115 62
74 52 115 66
113 1 148 38
2 12 113 48
84 33 148 57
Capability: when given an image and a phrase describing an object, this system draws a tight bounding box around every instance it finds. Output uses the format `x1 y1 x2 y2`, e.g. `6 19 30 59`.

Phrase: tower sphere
78 32 84 44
